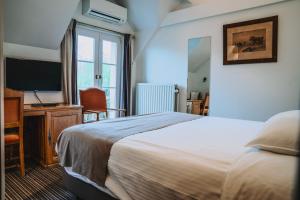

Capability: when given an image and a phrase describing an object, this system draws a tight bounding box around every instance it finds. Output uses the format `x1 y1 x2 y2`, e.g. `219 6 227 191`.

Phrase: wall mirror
187 37 211 115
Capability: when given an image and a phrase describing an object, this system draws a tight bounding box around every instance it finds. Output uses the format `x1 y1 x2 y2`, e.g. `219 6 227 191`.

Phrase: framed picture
223 16 278 65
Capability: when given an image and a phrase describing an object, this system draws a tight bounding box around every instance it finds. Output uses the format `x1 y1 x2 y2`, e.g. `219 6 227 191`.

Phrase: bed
56 112 298 200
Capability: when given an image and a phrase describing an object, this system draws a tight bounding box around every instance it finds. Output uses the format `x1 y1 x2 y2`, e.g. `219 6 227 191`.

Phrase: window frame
76 24 124 110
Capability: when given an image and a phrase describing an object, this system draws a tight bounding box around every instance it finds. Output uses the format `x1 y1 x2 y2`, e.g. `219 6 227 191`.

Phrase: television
5 58 62 91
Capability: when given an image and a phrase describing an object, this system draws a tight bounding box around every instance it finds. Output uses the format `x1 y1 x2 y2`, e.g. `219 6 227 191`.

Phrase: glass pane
84 113 97 122
77 61 94 89
103 87 116 109
103 40 117 64
102 64 116 88
78 35 95 62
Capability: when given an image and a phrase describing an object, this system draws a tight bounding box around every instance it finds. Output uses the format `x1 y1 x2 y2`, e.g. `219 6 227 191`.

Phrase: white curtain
0 0 5 197
61 20 75 105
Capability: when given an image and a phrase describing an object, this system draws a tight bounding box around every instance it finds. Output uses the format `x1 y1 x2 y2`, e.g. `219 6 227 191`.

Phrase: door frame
0 0 5 197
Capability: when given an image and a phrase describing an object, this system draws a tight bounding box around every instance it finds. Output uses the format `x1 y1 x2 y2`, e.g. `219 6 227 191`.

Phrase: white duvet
108 117 273 200
66 116 297 200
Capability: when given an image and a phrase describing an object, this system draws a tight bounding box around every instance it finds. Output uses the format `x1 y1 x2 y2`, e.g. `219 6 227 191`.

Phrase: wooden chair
201 93 209 116
4 88 25 176
79 88 126 123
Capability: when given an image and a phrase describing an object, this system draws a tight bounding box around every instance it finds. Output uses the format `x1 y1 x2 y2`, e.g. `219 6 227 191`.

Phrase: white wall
162 0 288 27
137 0 300 121
130 0 181 107
4 43 60 61
3 43 64 104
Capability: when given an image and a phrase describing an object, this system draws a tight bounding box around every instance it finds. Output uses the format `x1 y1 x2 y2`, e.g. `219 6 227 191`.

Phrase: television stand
31 103 59 107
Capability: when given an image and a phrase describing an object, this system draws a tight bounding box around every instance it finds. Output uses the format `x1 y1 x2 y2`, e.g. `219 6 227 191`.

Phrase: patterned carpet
5 165 76 200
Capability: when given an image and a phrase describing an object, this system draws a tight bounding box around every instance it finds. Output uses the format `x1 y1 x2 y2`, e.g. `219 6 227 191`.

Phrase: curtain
61 19 77 105
71 20 78 105
121 34 132 116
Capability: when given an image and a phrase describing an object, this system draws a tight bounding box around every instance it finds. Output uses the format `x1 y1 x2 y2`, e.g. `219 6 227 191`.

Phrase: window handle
95 75 102 79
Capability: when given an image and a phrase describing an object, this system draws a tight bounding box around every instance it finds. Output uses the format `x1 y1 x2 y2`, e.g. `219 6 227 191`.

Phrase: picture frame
223 16 278 65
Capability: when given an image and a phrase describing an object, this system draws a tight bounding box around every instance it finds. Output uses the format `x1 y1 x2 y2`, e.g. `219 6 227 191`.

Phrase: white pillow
247 110 300 156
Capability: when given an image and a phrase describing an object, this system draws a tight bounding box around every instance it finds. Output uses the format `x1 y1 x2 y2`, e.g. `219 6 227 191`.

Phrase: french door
76 26 123 111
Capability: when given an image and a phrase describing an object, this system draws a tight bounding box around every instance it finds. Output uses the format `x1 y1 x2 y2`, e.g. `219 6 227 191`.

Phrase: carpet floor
5 165 76 200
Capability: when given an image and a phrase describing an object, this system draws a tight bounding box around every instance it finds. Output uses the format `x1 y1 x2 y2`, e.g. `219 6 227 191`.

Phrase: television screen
5 58 62 91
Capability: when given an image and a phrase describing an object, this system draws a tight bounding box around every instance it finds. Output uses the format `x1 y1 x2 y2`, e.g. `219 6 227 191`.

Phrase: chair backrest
4 88 24 129
79 88 107 113
204 93 209 108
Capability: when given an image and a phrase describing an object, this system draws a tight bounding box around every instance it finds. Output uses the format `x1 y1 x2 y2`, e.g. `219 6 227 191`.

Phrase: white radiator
136 83 179 115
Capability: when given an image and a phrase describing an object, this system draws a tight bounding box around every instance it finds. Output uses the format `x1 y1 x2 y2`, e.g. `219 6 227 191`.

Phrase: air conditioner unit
82 0 127 25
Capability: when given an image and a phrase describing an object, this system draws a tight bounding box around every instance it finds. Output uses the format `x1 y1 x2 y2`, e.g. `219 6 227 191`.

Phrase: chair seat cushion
5 134 20 144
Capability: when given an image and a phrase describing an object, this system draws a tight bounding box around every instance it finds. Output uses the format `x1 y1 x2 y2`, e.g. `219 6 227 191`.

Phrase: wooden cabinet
24 105 82 166
45 109 82 165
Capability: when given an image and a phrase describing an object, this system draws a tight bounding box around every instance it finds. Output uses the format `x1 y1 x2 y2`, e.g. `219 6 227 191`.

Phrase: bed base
63 171 117 200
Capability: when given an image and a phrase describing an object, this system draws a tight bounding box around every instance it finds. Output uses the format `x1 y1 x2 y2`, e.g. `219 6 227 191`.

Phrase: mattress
64 167 132 200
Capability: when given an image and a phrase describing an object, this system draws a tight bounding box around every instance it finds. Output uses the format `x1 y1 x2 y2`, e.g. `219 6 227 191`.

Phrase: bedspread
56 112 200 186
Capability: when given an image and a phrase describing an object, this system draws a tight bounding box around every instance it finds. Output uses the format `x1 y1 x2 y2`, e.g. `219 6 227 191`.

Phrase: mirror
187 37 211 115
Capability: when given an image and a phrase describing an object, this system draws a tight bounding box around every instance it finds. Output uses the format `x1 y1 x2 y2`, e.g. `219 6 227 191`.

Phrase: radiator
136 83 179 115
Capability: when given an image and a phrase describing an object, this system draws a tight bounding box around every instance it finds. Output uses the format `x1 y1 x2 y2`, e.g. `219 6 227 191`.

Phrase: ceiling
4 0 195 50
113 0 182 31
4 0 80 49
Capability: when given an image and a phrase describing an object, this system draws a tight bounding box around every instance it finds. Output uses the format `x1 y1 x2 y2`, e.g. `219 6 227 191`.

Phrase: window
76 26 123 118
102 39 118 109
77 35 95 90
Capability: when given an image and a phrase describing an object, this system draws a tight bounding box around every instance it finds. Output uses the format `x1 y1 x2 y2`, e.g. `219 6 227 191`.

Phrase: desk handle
48 130 52 145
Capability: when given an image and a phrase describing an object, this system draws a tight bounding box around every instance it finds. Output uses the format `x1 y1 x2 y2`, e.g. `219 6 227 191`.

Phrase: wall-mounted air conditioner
82 0 127 25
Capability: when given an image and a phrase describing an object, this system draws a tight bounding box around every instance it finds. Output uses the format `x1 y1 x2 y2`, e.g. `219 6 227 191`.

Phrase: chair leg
19 141 25 177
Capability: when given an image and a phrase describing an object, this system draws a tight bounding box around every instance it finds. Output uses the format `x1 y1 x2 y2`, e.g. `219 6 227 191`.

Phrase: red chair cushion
5 134 20 144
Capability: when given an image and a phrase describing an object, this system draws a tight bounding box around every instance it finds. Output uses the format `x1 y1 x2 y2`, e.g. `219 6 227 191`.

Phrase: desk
24 105 82 167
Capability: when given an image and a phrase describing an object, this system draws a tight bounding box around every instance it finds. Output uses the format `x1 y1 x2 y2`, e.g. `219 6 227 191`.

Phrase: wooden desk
24 105 82 167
